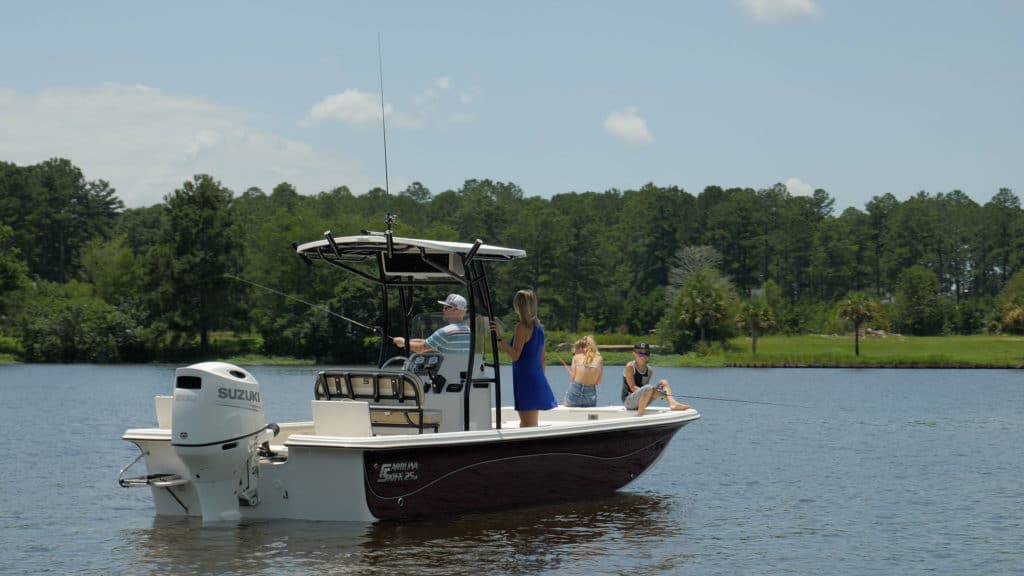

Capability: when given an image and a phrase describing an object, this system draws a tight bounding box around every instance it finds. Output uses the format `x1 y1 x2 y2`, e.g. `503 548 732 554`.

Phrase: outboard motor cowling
171 362 270 522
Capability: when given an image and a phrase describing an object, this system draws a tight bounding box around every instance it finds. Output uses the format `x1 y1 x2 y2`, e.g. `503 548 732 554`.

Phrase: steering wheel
380 356 408 370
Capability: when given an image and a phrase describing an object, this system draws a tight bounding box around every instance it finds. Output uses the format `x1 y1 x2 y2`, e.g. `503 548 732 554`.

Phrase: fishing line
223 273 380 334
664 391 805 409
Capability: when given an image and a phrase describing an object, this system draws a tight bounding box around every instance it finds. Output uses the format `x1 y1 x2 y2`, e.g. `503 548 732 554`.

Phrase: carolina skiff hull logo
378 461 419 482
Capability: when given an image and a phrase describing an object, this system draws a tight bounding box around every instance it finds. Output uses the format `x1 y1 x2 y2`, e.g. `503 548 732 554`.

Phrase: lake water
0 364 1021 575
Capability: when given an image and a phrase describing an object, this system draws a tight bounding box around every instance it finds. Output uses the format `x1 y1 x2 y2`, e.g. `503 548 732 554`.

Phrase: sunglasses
635 352 649 357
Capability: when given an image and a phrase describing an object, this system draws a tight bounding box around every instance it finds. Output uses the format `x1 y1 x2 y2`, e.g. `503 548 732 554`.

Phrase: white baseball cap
438 293 467 310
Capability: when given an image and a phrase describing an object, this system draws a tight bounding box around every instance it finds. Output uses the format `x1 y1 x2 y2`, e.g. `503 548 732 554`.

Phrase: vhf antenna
378 34 395 258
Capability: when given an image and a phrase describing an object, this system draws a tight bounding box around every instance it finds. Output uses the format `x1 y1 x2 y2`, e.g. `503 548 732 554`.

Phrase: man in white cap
392 293 471 355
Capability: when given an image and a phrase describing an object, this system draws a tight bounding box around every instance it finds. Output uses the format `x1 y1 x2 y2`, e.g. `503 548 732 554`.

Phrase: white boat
119 231 700 522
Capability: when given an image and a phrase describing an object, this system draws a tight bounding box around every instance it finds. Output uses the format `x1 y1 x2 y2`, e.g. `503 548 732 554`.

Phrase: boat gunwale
284 408 698 450
122 408 699 449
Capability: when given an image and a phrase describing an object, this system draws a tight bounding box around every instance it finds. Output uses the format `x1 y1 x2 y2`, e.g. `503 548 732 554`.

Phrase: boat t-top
119 228 700 522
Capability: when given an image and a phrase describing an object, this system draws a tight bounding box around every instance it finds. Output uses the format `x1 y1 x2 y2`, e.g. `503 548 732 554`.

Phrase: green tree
879 192 940 294
0 224 28 298
502 197 562 300
837 291 879 356
545 191 619 331
662 266 736 351
935 190 979 302
975 188 1022 297
769 192 825 302
80 235 145 304
449 179 523 244
400 181 433 205
865 193 899 296
996 268 1024 334
809 215 854 300
622 286 666 335
611 184 697 294
16 280 144 362
735 296 775 354
0 224 29 355
0 159 124 283
893 266 944 335
704 187 761 294
151 174 244 355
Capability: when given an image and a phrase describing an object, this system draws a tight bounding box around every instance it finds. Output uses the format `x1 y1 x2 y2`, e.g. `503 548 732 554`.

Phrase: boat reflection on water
124 492 685 575
361 492 682 575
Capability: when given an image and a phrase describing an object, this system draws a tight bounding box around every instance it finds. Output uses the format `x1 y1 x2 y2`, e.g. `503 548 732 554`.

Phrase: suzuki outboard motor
171 362 275 522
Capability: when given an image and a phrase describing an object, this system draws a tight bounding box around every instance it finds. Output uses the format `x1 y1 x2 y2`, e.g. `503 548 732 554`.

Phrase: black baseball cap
634 342 652 353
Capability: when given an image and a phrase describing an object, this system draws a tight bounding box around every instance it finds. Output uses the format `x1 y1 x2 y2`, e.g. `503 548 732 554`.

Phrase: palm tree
675 268 734 345
837 291 878 356
736 298 775 355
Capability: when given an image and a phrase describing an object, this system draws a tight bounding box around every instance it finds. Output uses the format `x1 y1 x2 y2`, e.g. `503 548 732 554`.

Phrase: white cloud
304 89 390 125
308 78 479 131
184 129 222 160
738 0 821 21
404 77 480 128
785 177 814 196
0 84 359 207
604 106 654 146
412 77 449 108
0 80 481 208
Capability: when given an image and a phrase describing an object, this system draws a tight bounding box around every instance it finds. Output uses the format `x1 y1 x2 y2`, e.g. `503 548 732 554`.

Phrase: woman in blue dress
491 289 557 427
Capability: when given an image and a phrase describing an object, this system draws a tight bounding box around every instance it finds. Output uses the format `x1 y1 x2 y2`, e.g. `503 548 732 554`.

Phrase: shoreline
721 363 1023 369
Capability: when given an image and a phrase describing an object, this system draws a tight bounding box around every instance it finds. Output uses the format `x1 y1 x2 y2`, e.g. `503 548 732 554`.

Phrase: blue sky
1 0 1021 210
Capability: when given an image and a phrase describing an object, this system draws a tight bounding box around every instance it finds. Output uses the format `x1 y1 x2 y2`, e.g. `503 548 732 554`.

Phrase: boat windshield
407 312 498 356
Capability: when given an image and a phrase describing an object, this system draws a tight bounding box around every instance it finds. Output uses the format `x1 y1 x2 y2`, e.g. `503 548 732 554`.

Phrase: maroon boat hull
362 420 690 520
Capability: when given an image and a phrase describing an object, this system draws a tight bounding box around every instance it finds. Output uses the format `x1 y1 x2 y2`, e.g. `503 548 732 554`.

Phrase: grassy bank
642 334 1024 369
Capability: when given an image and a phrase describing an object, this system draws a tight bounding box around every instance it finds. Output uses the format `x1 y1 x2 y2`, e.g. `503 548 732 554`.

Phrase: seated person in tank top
621 342 690 416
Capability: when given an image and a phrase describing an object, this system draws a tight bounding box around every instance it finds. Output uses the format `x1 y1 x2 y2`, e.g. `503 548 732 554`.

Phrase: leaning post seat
314 369 441 433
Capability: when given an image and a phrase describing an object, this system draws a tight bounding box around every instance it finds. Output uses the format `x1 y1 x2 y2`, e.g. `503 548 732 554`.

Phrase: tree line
2 157 1023 363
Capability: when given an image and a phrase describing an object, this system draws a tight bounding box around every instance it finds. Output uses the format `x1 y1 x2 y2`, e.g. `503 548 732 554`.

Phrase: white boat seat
312 400 372 437
315 369 441 433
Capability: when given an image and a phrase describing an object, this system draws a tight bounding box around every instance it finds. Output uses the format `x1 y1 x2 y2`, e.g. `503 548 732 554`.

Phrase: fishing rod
557 354 571 374
223 273 380 334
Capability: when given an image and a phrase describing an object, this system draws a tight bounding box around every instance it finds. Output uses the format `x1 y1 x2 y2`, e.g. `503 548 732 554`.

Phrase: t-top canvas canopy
295 233 526 280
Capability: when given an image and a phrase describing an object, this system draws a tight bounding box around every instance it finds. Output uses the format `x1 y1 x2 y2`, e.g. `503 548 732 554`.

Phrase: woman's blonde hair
512 289 540 327
576 335 599 365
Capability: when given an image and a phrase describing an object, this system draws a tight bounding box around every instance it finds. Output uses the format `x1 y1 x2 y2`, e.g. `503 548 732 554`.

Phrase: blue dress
511 324 558 411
